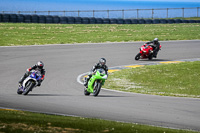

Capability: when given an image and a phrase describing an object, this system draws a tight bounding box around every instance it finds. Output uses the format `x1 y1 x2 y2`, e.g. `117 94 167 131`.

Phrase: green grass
0 23 200 46
104 61 200 98
0 109 198 133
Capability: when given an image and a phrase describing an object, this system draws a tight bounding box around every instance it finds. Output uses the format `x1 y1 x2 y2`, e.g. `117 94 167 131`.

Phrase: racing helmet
153 38 159 42
36 61 44 69
99 58 106 66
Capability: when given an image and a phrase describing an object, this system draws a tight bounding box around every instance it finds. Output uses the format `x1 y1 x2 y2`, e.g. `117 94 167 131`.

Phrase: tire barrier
131 19 138 24
0 13 199 24
2 14 10 22
10 14 17 23
117 19 124 24
145 19 153 24
46 15 53 23
53 16 60 23
102 18 110 24
89 17 96 24
160 19 167 24
38 15 46 23
95 18 103 24
110 19 117 24
67 17 75 24
17 14 24 22
74 17 81 24
138 19 145 24
24 15 31 23
81 17 89 24
174 19 182 23
60 16 67 24
153 19 160 24
0 14 2 22
167 19 175 24
31 15 39 23
124 19 132 24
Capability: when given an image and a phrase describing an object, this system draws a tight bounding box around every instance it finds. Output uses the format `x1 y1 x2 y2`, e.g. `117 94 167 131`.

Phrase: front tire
135 53 141 60
22 81 35 95
93 81 101 97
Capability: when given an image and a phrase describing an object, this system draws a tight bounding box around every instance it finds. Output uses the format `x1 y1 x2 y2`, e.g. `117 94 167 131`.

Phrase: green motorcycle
84 68 108 96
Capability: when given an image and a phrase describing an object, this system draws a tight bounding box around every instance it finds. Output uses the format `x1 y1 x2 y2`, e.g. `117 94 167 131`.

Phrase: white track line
77 58 200 93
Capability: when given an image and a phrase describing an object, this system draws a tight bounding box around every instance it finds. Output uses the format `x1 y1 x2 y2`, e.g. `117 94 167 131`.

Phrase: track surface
0 40 200 131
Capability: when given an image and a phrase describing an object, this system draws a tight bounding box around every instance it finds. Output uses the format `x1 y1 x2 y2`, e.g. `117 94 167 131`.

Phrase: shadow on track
96 95 129 98
136 59 171 62
27 94 70 96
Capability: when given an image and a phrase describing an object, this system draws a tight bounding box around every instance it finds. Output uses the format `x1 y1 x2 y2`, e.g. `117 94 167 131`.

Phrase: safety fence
0 7 199 19
0 14 199 24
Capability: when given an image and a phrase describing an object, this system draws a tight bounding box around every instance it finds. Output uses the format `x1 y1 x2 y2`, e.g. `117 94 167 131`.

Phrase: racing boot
18 73 28 86
84 77 89 87
153 51 157 58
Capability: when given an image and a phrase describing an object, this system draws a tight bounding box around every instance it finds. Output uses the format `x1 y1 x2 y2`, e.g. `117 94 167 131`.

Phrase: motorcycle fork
94 80 101 90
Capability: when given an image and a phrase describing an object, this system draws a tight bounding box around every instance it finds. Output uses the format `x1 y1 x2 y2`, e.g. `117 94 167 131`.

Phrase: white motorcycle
17 70 42 95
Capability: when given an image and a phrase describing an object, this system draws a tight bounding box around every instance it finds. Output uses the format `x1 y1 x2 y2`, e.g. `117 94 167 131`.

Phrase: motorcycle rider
146 38 160 58
84 58 108 87
19 61 45 87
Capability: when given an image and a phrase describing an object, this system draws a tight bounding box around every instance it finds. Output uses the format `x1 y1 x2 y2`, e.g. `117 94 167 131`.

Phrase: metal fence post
152 9 154 19
78 10 80 17
137 9 139 19
167 8 168 18
93 10 95 17
197 7 199 17
107 10 109 18
182 8 184 18
122 9 124 19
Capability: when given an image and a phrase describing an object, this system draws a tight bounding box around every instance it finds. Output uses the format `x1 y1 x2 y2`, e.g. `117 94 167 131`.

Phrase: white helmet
36 61 44 69
154 38 158 42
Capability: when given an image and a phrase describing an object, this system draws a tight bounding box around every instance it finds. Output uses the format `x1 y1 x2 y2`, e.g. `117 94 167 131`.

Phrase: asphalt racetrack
0 40 200 131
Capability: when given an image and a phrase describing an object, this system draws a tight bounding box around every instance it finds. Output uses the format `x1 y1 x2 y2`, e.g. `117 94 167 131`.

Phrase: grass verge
104 61 200 98
0 23 200 46
0 109 198 133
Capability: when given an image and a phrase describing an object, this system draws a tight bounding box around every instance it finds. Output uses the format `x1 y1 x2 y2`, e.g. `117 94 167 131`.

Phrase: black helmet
99 58 106 66
36 61 44 69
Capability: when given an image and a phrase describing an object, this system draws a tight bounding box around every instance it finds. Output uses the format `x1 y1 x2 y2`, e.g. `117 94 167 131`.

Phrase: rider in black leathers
19 61 45 87
84 58 108 87
146 38 160 58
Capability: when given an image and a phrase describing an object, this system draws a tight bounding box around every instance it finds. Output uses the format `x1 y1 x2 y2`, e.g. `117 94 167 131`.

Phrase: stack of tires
0 13 199 24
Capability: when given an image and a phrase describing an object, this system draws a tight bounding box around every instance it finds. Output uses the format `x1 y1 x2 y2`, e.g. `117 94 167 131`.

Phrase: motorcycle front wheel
93 81 101 97
22 81 35 95
135 53 141 60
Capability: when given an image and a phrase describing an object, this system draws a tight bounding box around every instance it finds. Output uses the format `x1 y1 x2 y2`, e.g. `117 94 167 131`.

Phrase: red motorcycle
135 43 161 60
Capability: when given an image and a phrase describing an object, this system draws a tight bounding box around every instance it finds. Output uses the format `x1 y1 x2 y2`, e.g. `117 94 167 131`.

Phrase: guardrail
0 7 199 19
0 14 199 24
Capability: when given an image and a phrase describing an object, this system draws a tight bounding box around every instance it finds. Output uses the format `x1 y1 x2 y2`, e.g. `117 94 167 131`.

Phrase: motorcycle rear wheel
84 87 90 96
135 53 141 60
17 88 23 94
148 54 153 60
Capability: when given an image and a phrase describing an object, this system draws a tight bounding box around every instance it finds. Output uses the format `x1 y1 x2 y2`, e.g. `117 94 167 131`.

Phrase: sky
0 0 199 18
0 0 199 11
